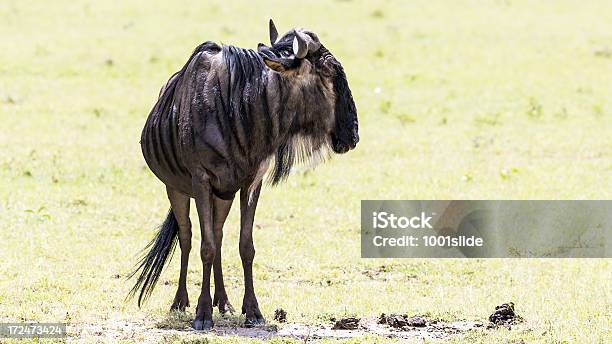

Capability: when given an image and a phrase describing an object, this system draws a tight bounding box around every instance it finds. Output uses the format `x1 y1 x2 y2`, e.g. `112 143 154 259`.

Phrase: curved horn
301 31 321 53
269 19 278 45
293 30 308 58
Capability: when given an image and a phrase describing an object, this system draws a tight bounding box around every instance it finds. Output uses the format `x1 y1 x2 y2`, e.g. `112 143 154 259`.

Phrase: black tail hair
127 209 179 307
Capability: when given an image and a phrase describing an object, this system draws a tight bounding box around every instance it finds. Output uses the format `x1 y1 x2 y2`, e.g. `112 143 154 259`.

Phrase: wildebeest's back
140 41 222 196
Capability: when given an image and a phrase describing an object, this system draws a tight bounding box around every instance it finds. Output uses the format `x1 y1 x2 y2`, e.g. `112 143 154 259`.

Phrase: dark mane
220 45 266 120
219 44 329 186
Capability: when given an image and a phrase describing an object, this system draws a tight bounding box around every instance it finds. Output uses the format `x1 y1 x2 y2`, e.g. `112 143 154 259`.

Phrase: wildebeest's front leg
192 173 216 330
240 182 265 326
212 196 235 315
167 187 191 311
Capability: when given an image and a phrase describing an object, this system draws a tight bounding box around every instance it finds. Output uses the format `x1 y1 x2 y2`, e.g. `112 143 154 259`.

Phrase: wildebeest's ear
269 19 279 45
262 56 293 72
259 43 298 72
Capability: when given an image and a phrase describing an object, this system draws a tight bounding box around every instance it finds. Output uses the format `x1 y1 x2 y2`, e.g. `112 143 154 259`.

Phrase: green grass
1 0 611 342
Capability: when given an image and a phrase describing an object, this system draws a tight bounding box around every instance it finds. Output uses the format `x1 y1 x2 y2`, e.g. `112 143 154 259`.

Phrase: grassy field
1 0 611 342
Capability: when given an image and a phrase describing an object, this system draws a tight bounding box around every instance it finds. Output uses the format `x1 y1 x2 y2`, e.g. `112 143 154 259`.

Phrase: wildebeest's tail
127 210 178 307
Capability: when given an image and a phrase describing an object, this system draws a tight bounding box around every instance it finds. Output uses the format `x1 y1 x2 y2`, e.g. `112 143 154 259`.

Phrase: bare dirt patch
65 303 524 342
70 315 486 342
69 304 524 342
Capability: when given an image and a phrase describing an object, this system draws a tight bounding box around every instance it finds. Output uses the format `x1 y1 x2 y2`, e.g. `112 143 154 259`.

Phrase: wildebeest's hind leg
240 182 265 326
191 173 216 330
167 186 192 311
212 196 235 315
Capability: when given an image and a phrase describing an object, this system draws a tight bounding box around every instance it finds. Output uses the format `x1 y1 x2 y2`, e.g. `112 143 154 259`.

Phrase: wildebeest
129 20 359 330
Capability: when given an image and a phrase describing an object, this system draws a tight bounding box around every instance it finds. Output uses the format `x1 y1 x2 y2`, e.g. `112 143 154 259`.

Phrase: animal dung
273 308 287 323
406 316 427 327
332 317 360 330
378 313 427 329
488 302 522 329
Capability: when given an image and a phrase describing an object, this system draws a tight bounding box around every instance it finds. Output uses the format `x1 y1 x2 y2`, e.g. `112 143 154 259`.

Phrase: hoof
171 290 190 311
193 319 213 331
170 300 189 312
219 301 236 316
244 317 266 328
213 294 236 316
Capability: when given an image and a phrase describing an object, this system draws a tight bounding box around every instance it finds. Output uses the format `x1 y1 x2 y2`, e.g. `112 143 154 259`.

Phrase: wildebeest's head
258 20 359 154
